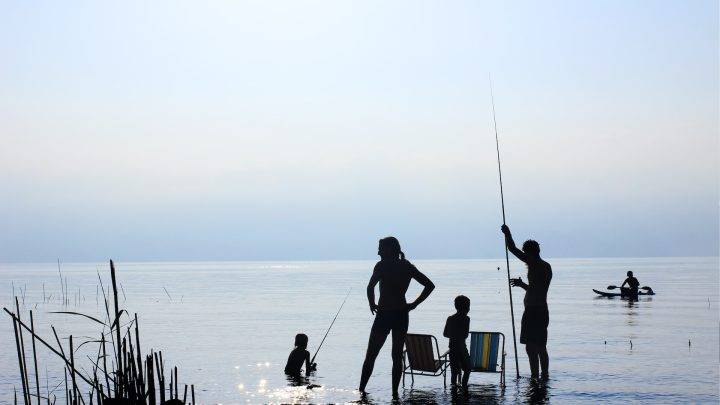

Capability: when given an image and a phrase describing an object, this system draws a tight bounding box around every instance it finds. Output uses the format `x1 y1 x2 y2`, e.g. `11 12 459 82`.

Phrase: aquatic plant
5 260 196 404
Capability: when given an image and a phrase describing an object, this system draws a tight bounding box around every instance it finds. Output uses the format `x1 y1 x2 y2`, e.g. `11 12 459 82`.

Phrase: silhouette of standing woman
359 237 435 398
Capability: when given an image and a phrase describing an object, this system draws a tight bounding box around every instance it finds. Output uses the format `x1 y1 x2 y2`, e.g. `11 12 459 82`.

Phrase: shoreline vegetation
5 260 196 405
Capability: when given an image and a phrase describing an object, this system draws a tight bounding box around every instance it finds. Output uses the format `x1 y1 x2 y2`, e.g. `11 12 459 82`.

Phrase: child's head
454 295 470 314
627 270 634 278
294 333 308 349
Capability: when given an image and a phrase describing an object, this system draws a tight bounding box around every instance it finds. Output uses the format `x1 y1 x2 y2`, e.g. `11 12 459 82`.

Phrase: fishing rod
490 76 520 379
310 287 352 365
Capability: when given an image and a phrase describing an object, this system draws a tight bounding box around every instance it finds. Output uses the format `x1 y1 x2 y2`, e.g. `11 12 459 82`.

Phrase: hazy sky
1 1 717 262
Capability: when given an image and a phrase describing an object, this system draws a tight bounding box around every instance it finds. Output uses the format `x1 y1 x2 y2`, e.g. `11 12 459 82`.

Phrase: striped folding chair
469 331 506 387
402 333 450 388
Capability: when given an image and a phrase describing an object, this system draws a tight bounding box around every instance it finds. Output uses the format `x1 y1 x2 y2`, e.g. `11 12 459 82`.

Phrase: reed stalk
30 311 41 405
4 309 97 388
109 260 123 399
16 298 31 405
69 336 78 403
6 260 194 404
12 316 29 405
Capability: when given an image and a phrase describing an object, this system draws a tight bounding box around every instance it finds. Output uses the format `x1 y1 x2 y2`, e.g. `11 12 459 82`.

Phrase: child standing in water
443 295 471 388
284 333 316 376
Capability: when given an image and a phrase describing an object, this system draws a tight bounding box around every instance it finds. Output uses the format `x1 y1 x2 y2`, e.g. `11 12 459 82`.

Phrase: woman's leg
390 325 407 397
359 329 389 392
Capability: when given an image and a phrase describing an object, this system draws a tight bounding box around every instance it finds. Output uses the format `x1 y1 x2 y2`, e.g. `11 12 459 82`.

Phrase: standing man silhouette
501 225 552 380
359 237 435 399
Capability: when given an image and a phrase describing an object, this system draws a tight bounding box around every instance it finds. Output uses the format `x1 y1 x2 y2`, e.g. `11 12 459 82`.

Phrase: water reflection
350 384 508 404
344 381 535 404
449 383 504 404
285 374 310 387
401 387 443 404
625 299 638 325
521 379 551 404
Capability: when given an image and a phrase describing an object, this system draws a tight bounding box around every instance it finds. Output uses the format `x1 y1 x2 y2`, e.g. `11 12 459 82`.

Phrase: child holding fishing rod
284 289 352 377
284 333 317 376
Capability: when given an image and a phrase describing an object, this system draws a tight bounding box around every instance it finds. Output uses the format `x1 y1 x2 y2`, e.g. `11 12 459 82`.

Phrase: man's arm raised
501 224 527 263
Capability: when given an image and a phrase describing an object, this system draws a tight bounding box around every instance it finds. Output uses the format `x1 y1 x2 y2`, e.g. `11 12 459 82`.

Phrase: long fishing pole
310 287 352 364
490 77 520 379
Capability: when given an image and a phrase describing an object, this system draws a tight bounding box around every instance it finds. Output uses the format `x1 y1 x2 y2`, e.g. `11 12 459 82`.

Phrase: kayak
593 288 655 298
593 289 620 297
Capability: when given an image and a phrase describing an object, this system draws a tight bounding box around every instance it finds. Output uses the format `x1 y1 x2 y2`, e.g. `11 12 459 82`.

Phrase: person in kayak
620 271 640 300
502 224 552 380
359 237 435 399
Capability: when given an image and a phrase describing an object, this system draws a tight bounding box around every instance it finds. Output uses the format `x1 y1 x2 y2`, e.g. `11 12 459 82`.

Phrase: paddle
607 285 652 291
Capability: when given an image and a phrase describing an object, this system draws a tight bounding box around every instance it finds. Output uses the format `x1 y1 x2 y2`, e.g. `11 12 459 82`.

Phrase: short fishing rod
490 76 521 379
310 287 352 364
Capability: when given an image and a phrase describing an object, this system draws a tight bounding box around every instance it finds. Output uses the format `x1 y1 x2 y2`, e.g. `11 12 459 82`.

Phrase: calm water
0 257 718 404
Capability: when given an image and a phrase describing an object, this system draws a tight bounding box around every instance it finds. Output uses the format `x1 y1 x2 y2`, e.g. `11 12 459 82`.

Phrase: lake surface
0 257 718 404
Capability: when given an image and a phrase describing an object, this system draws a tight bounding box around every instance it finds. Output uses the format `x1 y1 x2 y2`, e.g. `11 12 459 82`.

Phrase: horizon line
0 255 718 266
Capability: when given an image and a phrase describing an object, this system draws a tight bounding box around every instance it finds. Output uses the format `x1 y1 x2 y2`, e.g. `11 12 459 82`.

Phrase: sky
0 1 717 262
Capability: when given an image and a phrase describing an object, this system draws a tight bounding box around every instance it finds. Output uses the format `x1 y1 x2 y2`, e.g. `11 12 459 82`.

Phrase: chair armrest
440 349 450 359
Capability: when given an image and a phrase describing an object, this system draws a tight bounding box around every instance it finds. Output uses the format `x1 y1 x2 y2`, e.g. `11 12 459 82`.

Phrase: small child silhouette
284 333 316 376
443 295 471 388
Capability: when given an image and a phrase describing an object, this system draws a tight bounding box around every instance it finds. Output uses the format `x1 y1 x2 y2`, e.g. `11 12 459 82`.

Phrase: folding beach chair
402 333 450 388
469 331 506 387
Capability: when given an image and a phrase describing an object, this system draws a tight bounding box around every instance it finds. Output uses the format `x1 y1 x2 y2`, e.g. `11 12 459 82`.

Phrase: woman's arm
367 270 381 314
408 269 435 310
